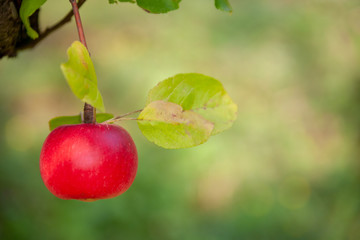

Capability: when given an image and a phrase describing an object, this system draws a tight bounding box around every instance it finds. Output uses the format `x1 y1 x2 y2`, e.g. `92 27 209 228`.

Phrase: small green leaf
61 41 105 112
19 0 47 39
215 0 232 13
138 101 214 149
96 113 114 123
49 113 114 131
136 0 181 13
146 73 237 135
49 115 81 131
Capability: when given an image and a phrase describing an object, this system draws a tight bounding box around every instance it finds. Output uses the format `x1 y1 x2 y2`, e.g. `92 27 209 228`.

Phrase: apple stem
70 0 96 124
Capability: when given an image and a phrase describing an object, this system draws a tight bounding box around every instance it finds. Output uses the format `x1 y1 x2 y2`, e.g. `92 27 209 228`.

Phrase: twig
68 0 95 123
70 0 87 48
17 0 87 50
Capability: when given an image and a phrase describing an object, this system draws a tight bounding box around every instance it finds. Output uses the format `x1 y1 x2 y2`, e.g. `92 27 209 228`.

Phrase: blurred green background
1 0 360 239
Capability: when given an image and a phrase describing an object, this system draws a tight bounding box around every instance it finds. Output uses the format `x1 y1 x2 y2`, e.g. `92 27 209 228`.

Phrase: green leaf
110 0 232 13
49 115 81 131
138 101 214 149
215 0 232 13
136 0 181 13
19 0 47 39
61 41 106 112
49 113 114 131
146 73 237 135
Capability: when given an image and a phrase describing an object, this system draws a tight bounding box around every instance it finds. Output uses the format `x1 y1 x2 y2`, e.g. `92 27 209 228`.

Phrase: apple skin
40 123 138 201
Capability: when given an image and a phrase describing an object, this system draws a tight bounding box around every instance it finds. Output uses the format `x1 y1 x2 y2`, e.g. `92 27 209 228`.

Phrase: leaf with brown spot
146 73 237 135
138 100 214 149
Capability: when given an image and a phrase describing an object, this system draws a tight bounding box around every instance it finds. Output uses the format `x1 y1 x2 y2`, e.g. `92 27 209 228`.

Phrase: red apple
40 123 138 201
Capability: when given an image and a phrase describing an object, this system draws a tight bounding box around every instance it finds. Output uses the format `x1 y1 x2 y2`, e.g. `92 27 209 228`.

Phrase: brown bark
0 0 87 59
0 0 39 58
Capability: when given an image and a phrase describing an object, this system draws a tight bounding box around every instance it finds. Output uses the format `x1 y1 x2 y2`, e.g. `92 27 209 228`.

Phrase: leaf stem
110 118 139 121
103 109 143 124
70 0 95 123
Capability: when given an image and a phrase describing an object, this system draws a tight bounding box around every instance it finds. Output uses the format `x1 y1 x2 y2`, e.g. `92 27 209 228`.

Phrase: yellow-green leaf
19 0 47 39
60 41 105 112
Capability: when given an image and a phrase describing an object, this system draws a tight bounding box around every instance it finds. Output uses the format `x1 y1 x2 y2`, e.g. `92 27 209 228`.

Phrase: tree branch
17 0 86 50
